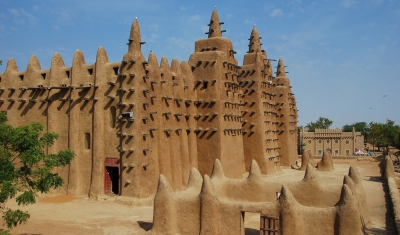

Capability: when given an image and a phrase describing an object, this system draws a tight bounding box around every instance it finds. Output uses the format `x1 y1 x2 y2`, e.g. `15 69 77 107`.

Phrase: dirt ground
1 158 397 235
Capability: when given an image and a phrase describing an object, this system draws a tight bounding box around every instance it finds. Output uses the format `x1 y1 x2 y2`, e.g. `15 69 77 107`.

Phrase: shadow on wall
137 221 153 231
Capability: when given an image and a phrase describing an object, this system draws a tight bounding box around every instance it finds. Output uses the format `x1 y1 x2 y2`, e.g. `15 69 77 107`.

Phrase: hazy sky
0 0 399 128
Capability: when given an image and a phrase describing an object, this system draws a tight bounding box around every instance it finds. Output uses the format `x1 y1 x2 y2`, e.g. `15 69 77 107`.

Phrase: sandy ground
1 158 397 235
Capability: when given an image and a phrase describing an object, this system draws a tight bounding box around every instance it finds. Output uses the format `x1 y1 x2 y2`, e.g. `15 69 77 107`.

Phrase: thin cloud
340 0 359 8
8 9 37 25
190 14 200 21
148 24 159 31
270 9 284 18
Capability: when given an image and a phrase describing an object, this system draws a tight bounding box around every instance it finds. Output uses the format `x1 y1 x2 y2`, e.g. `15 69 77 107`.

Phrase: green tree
305 116 333 132
0 112 75 233
367 119 400 151
343 122 370 139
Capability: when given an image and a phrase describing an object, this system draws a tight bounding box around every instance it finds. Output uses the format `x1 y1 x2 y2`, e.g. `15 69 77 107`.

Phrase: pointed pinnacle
248 26 261 54
208 9 222 38
276 58 286 77
128 18 142 53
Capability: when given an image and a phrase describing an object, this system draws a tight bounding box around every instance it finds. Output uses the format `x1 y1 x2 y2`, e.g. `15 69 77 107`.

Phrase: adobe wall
0 9 299 198
150 159 367 235
382 156 400 233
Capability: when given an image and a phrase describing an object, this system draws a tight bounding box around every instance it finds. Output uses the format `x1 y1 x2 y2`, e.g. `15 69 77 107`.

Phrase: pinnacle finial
207 9 222 38
248 26 261 54
128 18 142 53
276 58 286 77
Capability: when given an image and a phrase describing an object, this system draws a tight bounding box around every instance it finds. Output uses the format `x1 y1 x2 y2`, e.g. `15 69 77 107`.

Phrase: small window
201 82 208 90
88 68 93 75
85 133 91 149
334 149 339 155
41 73 46 79
66 70 70 78
327 140 330 144
345 149 350 155
113 67 119 75
346 140 349 144
19 75 24 81
308 140 312 144
335 139 339 144
318 149 322 155
318 140 322 144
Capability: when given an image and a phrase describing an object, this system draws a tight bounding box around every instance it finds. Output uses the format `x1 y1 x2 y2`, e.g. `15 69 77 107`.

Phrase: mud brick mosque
0 10 298 198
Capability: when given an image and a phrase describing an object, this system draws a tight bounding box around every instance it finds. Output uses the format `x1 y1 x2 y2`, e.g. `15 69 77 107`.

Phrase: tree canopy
342 119 400 151
343 122 369 139
0 112 75 233
305 116 333 132
368 119 400 151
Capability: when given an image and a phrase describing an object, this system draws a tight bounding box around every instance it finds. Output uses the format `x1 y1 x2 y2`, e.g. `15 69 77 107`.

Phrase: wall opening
66 70 70 78
85 133 91 149
241 212 260 235
19 75 24 81
87 68 93 75
104 158 120 195
41 73 46 79
105 166 119 195
110 106 116 128
113 66 119 75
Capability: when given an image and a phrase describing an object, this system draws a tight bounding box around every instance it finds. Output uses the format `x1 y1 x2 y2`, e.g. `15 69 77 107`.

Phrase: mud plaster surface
2 159 396 235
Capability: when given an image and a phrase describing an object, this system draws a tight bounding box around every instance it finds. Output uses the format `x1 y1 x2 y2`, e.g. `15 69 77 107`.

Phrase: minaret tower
118 18 159 197
274 58 298 166
188 9 245 178
240 26 280 174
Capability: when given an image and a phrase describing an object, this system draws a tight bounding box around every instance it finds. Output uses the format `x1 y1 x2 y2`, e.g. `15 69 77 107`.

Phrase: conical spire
27 55 41 71
248 26 261 53
276 58 286 77
210 159 225 179
207 9 222 38
128 18 142 53
72 49 86 67
5 58 18 73
96 47 109 64
51 52 65 68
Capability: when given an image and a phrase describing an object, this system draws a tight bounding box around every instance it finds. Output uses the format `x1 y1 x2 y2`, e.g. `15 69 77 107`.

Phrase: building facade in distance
299 128 364 156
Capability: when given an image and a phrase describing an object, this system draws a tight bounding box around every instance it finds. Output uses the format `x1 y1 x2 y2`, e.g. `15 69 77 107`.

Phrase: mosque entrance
104 158 120 195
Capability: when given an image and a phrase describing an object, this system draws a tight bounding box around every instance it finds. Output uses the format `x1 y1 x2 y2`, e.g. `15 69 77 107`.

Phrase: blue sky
0 0 399 128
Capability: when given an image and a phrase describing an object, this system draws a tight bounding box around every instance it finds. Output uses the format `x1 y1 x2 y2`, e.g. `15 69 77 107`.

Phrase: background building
299 128 364 156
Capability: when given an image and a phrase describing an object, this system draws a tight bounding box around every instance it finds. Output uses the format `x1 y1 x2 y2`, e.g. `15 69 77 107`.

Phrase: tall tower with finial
239 26 281 174
273 58 298 166
188 9 245 178
117 18 160 198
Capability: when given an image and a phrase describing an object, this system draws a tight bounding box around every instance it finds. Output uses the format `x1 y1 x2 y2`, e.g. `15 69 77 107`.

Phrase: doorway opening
241 212 260 235
105 166 119 195
104 158 120 195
